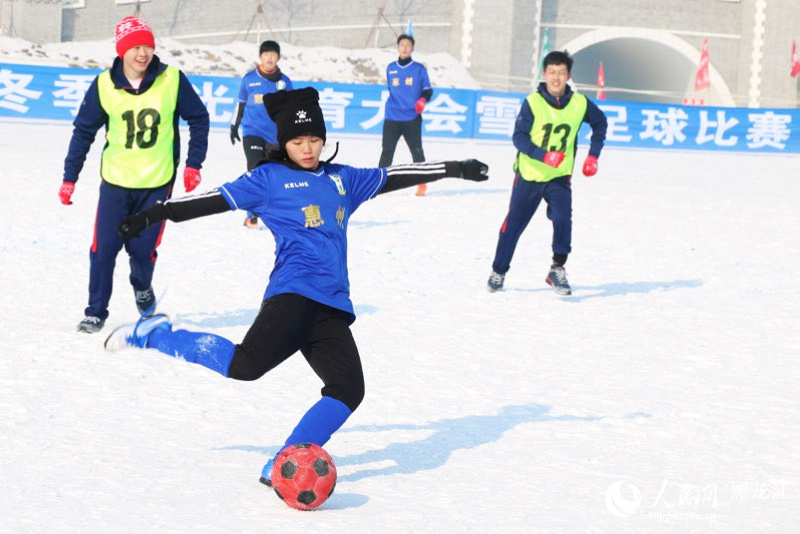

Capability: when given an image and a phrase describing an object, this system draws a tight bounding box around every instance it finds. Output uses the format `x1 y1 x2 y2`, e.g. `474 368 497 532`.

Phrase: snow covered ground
1 116 798 532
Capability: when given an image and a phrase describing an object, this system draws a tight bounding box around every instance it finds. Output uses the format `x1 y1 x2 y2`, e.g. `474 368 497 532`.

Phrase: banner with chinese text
1 62 797 153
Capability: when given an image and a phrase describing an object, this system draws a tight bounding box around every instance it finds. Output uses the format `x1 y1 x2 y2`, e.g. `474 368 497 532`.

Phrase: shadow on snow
334 403 604 482
215 404 650 509
508 278 702 302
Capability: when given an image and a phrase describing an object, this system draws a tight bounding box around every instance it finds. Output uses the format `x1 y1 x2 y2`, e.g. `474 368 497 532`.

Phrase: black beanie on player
264 87 327 149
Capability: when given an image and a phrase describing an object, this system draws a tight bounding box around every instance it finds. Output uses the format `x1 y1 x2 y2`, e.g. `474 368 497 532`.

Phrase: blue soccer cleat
104 313 172 352
259 457 274 487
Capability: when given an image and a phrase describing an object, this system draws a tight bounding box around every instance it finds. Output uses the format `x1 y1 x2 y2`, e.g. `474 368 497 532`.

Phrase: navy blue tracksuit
491 82 607 275
63 55 209 321
88 182 170 320
491 174 573 275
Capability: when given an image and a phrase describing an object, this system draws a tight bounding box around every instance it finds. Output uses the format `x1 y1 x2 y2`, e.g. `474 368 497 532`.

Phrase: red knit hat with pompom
114 16 155 58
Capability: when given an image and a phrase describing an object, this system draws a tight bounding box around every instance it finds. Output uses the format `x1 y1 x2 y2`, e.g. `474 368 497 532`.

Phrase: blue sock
283 396 352 448
262 396 352 480
147 327 235 377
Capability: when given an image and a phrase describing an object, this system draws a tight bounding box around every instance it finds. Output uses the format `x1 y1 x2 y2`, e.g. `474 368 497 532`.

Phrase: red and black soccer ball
271 443 337 511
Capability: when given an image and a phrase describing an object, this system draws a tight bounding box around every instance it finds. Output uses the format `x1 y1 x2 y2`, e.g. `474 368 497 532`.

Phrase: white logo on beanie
115 17 152 42
295 109 312 124
114 16 155 58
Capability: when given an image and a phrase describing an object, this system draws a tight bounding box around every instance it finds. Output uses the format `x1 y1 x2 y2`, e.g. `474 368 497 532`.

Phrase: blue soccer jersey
236 69 293 141
384 60 431 122
218 162 387 321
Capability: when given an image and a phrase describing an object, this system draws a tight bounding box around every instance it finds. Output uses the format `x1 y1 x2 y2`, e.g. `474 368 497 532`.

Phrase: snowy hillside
0 35 480 88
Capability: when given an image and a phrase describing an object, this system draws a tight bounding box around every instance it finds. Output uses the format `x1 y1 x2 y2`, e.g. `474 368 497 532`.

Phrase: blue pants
491 173 572 275
85 181 171 320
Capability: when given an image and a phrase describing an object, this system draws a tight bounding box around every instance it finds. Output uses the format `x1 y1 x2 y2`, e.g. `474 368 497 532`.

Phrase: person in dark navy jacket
59 16 209 333
487 50 607 296
105 87 488 487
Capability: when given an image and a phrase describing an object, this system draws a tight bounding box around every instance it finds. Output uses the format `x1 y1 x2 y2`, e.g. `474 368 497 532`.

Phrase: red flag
791 40 800 78
694 38 710 91
682 97 704 106
596 61 606 100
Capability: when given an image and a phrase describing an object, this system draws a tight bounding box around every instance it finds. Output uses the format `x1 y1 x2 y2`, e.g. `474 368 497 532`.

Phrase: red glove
415 98 426 114
183 166 201 193
59 181 75 205
542 151 565 168
582 155 599 177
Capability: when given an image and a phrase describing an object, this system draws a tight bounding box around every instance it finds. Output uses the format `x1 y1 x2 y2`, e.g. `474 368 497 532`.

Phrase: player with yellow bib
59 16 209 333
487 51 608 296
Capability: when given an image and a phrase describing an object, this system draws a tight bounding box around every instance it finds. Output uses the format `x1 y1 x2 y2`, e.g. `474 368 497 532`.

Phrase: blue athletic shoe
259 458 274 487
104 313 172 352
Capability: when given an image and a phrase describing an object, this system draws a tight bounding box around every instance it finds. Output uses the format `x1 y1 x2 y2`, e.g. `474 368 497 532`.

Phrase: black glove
230 125 240 145
118 211 150 242
118 202 169 242
459 159 489 181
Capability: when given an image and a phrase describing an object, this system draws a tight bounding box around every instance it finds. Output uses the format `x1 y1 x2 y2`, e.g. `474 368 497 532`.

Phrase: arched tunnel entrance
563 29 735 107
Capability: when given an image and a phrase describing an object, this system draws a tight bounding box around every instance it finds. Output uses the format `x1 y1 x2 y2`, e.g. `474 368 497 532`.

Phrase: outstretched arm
117 190 230 242
378 160 488 195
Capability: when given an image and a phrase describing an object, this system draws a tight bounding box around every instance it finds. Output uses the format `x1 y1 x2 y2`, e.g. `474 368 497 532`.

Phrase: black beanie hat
264 87 327 148
259 40 280 55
